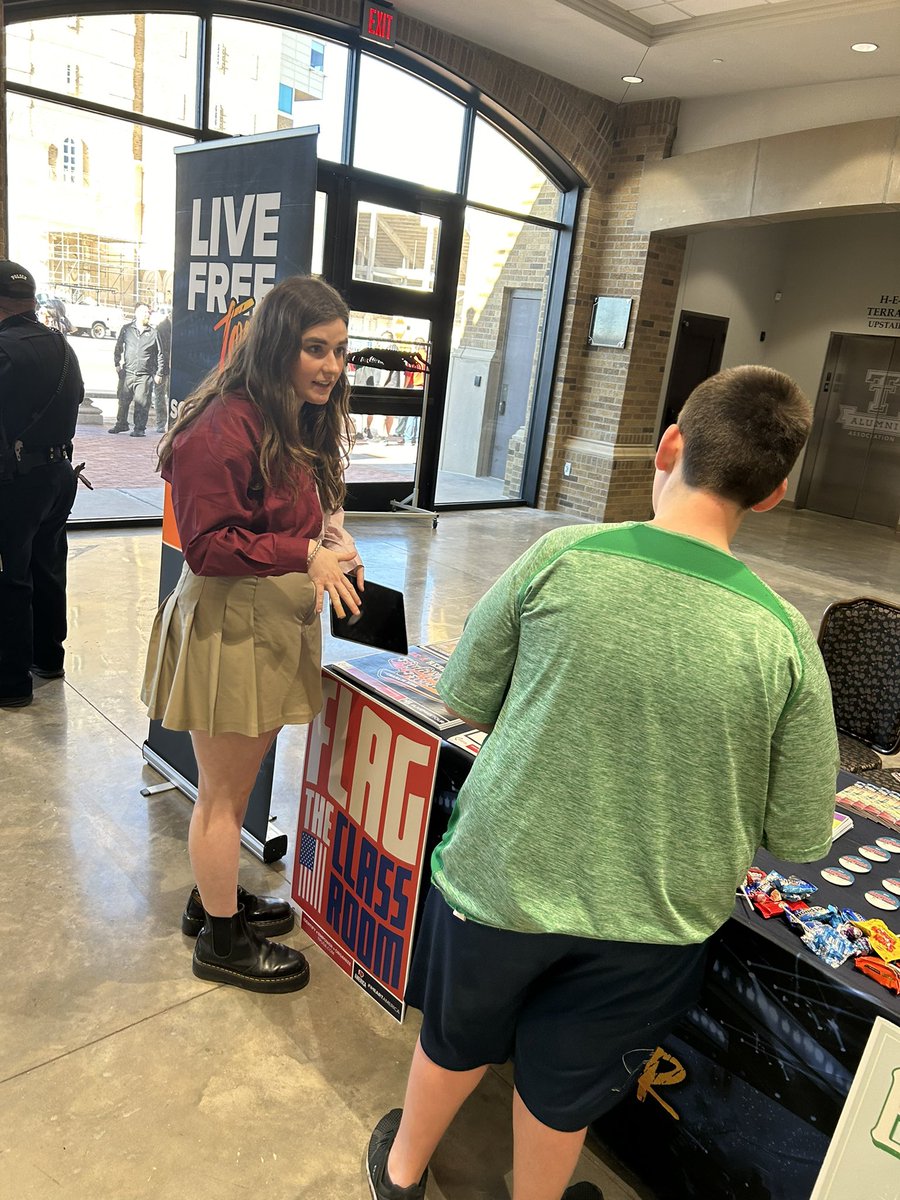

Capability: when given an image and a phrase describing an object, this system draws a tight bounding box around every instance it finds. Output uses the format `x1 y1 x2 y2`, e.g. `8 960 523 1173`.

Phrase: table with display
293 646 900 1197
592 776 900 1200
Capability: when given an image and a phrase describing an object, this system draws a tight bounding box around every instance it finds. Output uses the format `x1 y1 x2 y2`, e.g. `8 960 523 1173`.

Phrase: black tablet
329 579 409 655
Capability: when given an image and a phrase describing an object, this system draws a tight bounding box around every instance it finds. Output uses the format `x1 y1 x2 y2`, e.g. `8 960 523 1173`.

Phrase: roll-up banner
142 127 318 863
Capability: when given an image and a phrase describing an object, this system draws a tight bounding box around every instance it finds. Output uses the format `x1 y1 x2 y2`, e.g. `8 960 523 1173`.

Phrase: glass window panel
354 57 463 192
467 117 562 219
436 208 557 504
352 202 440 291
312 192 327 277
5 14 200 127
209 17 347 161
346 311 431 483
6 93 190 517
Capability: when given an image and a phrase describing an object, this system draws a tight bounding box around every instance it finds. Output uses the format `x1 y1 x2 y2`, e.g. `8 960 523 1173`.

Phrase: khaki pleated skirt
141 563 322 736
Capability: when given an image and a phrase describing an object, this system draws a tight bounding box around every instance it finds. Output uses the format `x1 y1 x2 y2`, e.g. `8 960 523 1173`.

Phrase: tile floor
2 504 898 1200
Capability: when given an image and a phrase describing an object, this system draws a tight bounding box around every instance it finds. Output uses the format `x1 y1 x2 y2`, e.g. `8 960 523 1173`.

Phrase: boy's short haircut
677 365 812 508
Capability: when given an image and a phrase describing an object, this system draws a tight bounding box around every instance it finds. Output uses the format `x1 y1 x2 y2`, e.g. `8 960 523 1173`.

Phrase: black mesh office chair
817 597 900 774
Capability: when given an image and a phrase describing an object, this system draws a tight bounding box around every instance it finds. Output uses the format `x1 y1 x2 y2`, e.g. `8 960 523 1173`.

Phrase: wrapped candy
758 871 787 898
745 866 767 891
800 921 859 969
798 905 831 922
778 875 818 900
752 894 785 919
854 955 900 994
851 919 900 963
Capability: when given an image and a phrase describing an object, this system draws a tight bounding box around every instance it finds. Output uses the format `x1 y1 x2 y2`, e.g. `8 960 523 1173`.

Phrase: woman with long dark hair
142 275 363 993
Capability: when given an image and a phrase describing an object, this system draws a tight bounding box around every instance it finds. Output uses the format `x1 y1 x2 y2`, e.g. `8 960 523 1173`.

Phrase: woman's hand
307 544 361 617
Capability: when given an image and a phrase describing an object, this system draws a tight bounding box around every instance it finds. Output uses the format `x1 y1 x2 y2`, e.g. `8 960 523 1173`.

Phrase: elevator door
799 333 900 529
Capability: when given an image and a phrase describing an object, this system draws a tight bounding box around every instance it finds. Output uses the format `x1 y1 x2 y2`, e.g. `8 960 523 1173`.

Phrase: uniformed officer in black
0 259 84 707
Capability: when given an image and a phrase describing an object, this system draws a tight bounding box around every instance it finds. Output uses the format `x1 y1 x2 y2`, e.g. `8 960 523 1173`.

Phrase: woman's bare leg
188 728 280 916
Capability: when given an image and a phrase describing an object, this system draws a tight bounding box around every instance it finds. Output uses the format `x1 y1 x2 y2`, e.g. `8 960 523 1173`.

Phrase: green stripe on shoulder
541 522 799 642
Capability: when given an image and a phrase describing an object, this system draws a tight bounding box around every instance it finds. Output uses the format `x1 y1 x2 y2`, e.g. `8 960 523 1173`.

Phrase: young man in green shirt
367 365 839 1200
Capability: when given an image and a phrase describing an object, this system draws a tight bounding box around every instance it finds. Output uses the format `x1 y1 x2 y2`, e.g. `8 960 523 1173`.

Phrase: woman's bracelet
307 538 324 568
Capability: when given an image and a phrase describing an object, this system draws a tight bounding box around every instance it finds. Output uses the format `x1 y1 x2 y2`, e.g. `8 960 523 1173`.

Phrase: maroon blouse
163 392 327 578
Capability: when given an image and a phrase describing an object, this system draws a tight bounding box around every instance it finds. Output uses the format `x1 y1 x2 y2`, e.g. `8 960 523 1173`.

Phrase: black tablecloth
593 787 900 1200
329 660 900 1198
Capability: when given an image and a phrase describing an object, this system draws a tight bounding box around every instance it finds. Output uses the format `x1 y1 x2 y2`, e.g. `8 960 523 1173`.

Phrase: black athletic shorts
405 886 707 1132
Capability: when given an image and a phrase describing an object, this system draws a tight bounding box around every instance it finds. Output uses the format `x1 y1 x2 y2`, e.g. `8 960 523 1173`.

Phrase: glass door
435 207 559 504
345 307 431 500
316 169 463 511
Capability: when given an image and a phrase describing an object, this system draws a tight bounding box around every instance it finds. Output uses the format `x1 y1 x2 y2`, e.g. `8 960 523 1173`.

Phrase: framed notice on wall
588 295 633 348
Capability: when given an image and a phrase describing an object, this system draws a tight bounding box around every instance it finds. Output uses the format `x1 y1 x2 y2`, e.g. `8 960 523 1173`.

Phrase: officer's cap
0 260 36 300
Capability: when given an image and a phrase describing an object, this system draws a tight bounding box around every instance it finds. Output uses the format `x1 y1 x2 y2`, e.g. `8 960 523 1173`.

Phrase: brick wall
541 100 686 520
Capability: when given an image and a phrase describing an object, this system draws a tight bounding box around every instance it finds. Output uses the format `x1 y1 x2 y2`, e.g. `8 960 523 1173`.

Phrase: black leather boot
181 884 294 937
192 906 310 993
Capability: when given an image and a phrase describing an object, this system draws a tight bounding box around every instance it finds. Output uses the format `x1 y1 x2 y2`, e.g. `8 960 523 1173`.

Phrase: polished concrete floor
2 504 898 1200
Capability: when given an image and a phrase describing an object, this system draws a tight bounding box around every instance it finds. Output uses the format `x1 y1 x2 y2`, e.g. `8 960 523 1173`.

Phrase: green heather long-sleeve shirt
434 522 839 944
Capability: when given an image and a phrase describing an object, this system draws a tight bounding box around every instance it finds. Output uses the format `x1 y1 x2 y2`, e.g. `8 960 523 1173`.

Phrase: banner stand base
346 494 438 529
141 742 289 864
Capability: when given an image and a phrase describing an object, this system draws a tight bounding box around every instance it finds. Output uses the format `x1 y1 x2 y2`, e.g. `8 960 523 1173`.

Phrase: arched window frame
3 1 581 510
61 133 78 183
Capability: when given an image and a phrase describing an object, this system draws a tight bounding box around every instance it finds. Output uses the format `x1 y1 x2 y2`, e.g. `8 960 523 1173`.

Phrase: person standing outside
366 365 839 1200
395 337 427 446
141 275 364 993
110 303 165 437
152 310 172 433
0 260 84 708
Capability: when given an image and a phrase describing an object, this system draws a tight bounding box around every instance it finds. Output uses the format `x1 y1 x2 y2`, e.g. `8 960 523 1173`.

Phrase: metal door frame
795 331 900 522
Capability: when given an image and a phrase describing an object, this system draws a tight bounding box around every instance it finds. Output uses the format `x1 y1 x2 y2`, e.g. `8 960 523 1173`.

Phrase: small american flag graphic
298 829 326 911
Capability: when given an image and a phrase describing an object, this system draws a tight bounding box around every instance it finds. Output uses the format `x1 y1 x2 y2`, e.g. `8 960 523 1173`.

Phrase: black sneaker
367 1109 427 1200
563 1184 604 1200
107 424 128 434
0 693 33 708
130 429 146 437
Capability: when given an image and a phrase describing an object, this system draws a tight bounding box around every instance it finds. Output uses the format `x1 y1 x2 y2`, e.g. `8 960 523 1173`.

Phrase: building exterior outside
1 1 897 525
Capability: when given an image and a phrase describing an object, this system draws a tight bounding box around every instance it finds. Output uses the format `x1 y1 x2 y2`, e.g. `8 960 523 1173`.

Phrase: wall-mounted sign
837 369 900 443
866 293 900 331
361 1 397 46
588 295 633 348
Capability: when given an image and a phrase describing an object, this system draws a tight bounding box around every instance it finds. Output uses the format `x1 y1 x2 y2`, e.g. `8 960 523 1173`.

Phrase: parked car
65 297 127 340
37 292 126 339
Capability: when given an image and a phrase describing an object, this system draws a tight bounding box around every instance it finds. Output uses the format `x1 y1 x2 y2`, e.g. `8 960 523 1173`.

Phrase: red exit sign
361 1 396 46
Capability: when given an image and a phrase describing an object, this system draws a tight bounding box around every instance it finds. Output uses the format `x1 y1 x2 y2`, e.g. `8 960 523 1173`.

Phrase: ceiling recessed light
851 42 879 53
712 58 724 64
622 75 643 84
